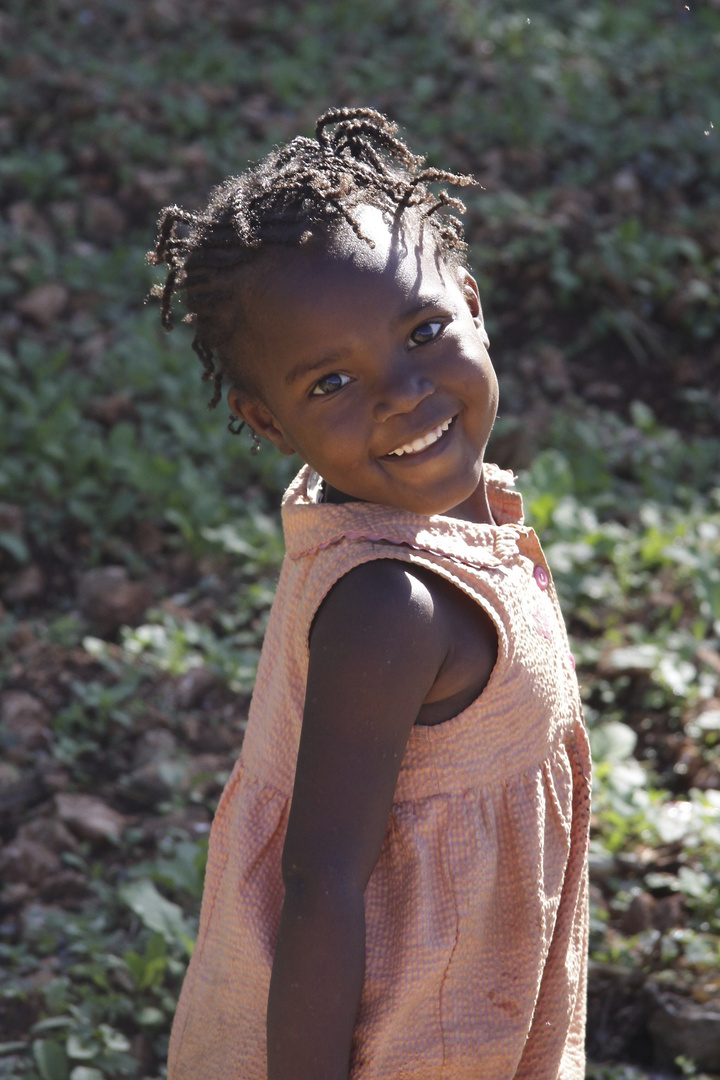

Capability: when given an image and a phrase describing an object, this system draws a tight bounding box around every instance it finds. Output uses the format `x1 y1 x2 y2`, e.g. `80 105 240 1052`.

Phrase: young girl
150 107 591 1080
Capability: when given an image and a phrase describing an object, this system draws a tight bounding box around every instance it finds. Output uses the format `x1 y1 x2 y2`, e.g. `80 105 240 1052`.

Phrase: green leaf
66 1033 99 1061
605 644 660 672
0 530 29 563
0 1042 28 1056
118 878 194 950
69 1068 104 1080
124 940 169 991
589 722 637 764
98 1025 130 1052
677 866 713 902
137 1006 165 1027
32 1039 69 1080
30 1018 73 1036
687 709 720 738
123 950 146 987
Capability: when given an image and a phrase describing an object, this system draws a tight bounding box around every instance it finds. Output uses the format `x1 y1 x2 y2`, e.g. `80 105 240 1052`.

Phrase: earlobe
226 387 297 457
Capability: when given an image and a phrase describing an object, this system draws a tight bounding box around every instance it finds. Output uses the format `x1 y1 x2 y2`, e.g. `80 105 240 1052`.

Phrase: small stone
0 690 51 762
122 763 174 808
49 201 79 229
14 282 69 326
8 622 35 649
84 393 136 426
0 761 20 787
611 167 642 212
83 195 127 240
133 166 183 203
24 956 60 991
133 728 177 769
141 805 210 839
1 690 50 730
36 758 71 794
0 504 24 534
673 355 702 386
645 981 720 1070
180 143 208 170
693 764 720 789
584 382 624 404
0 837 61 885
39 870 91 906
78 330 109 365
619 892 655 935
653 893 685 932
21 902 60 937
7 200 52 240
3 564 45 604
17 817 81 853
176 666 221 709
135 520 165 557
128 1032 153 1074
537 346 571 397
77 565 152 635
0 882 34 909
588 851 616 884
55 792 126 843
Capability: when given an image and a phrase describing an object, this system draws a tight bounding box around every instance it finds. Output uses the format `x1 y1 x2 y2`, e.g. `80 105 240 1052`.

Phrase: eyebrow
284 295 450 386
285 352 349 387
396 295 447 320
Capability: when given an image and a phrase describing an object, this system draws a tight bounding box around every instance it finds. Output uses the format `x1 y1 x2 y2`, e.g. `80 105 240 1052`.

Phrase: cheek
487 365 499 403
476 352 498 397
315 395 365 439
286 407 353 463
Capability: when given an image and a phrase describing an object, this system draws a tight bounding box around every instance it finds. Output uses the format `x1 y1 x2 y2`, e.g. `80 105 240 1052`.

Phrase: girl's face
230 208 499 520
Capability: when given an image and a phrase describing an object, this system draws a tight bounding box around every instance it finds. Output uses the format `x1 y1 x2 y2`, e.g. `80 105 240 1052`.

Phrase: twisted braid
148 107 475 417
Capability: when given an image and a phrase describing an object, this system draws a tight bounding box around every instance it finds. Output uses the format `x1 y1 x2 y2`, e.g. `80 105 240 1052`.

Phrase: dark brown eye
311 372 352 396
409 320 443 347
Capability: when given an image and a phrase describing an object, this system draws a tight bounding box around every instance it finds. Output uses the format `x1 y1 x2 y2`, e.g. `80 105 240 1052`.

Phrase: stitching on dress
169 765 245 1066
429 739 461 1078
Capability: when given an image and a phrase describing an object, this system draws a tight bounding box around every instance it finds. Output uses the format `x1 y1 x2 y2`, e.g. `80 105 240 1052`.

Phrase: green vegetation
0 0 719 1075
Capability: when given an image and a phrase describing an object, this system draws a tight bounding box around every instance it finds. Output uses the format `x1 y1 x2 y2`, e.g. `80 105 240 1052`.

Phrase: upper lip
384 415 455 457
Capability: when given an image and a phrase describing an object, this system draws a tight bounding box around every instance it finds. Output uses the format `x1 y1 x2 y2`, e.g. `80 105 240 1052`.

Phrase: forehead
247 206 460 324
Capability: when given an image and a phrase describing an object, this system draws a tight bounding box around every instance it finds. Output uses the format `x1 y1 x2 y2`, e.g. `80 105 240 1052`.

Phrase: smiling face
229 208 499 521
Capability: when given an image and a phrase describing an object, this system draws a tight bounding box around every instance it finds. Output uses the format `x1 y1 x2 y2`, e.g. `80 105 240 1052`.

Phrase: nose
372 358 435 423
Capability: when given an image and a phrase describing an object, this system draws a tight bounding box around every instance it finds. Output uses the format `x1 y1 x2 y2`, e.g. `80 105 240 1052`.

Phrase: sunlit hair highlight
148 107 475 420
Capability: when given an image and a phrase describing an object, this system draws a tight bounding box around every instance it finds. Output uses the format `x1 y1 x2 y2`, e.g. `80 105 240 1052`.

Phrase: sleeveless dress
168 463 591 1080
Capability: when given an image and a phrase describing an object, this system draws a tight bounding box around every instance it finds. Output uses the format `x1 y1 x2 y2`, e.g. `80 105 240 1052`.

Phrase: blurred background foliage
1 0 719 1076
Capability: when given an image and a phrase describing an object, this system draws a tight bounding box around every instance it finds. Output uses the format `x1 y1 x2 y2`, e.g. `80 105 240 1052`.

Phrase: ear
459 270 490 349
227 387 297 457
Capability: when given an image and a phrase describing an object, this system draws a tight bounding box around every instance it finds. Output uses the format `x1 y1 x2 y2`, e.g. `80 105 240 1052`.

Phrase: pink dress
168 463 591 1080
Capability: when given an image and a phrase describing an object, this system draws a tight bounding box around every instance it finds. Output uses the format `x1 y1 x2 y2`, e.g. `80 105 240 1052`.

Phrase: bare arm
266 560 451 1080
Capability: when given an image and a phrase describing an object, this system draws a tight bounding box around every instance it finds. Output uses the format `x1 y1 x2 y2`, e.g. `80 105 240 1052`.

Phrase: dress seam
234 755 293 801
430 739 461 1079
169 783 236 1067
392 725 583 805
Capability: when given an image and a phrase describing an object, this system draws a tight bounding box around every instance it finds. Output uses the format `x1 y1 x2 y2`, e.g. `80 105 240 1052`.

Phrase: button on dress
168 463 591 1080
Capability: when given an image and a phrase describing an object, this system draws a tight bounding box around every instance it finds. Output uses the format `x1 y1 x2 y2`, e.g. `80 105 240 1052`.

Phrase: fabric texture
168 463 591 1080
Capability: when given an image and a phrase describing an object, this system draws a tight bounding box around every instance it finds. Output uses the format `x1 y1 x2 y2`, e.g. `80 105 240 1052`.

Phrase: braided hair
148 108 475 422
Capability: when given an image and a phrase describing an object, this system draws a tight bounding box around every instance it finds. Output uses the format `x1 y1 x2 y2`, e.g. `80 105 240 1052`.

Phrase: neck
322 477 496 526
442 480 496 525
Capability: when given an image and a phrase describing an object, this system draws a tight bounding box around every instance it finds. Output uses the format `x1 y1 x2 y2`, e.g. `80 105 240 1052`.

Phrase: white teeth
389 417 453 457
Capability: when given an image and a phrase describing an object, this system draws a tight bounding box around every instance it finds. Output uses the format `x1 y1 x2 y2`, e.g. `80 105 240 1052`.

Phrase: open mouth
387 416 455 457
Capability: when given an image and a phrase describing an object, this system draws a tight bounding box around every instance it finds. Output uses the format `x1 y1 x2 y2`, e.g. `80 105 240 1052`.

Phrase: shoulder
308 559 451 699
310 558 440 649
